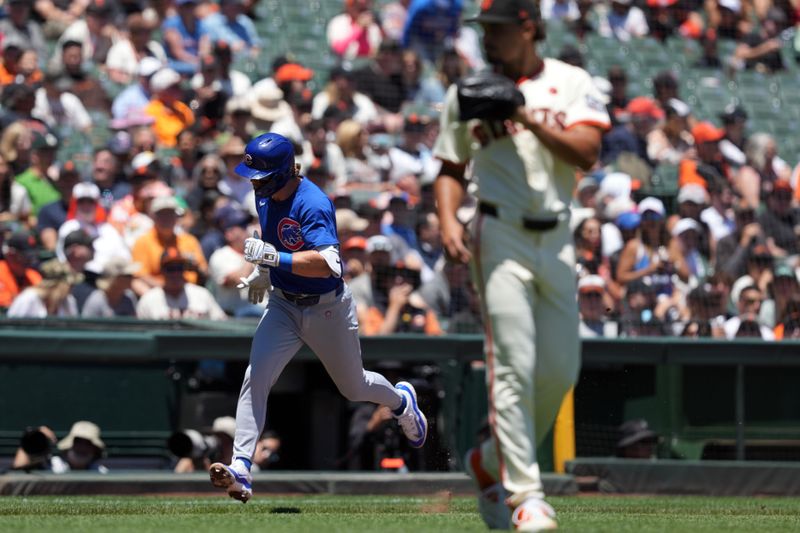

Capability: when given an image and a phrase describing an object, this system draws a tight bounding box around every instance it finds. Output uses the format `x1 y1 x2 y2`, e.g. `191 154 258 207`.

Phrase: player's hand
512 106 539 131
237 266 272 304
440 218 471 264
244 231 280 267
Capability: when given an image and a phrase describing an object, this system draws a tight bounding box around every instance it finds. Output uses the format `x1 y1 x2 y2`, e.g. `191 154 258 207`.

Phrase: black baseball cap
465 0 540 24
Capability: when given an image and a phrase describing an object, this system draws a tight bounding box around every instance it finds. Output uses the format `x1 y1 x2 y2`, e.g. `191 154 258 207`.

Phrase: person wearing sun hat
81 256 139 318
6 259 81 317
50 420 109 473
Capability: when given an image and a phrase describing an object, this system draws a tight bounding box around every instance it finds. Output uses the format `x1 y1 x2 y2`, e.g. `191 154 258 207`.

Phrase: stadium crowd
0 0 798 340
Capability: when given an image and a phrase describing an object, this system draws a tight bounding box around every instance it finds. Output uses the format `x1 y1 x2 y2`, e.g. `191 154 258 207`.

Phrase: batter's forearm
285 250 335 278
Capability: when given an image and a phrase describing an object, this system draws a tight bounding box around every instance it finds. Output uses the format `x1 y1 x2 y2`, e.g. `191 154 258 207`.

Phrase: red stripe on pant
472 213 507 485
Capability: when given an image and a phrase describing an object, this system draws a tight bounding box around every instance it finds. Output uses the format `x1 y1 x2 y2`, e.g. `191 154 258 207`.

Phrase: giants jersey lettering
434 58 610 217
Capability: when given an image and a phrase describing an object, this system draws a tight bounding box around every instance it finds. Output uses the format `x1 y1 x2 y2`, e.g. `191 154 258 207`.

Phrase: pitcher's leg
480 259 544 505
533 253 581 446
233 300 303 461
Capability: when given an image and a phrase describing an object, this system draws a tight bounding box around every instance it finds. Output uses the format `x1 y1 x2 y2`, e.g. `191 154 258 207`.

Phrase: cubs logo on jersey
278 217 304 251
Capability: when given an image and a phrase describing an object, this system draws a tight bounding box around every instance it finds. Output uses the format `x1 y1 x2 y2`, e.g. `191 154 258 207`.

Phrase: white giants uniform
434 58 610 506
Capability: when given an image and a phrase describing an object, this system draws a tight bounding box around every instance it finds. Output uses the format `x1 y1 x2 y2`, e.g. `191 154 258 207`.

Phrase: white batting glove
244 231 280 267
236 266 272 304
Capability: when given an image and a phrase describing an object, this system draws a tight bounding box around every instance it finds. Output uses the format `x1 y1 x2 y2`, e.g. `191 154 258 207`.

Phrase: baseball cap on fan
465 0 540 24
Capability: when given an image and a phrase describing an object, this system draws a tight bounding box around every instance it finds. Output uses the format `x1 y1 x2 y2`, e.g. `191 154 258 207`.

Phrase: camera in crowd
167 429 223 461
167 416 236 469
20 427 54 465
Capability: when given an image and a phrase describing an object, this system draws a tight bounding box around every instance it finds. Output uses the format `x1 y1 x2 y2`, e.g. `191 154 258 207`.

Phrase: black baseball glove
456 71 525 122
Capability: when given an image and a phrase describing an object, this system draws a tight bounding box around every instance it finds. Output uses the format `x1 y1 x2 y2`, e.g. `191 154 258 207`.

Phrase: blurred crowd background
0 0 799 341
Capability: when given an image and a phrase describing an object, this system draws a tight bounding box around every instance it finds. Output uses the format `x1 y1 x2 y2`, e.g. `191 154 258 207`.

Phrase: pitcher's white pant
232 285 403 461
473 214 580 507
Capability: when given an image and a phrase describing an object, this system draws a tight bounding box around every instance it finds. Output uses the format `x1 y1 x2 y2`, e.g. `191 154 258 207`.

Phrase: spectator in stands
311 65 379 125
108 152 163 248
616 419 658 459
737 133 791 208
382 194 418 252
1 82 38 128
53 1 116 70
335 119 383 189
761 264 800 329
7 259 80 317
111 57 163 119
724 284 774 339
0 124 32 198
208 205 262 317
696 28 722 69
709 0 744 40
718 104 748 167
52 39 111 112
199 0 262 59
0 153 14 216
131 195 207 297
57 183 130 275
13 130 60 219
578 275 613 337
13 421 109 473
401 0 462 63
53 421 108 473
0 231 41 309
602 96 662 167
248 82 300 142
606 66 629 126
649 71 678 110
328 0 383 59
0 0 47 59
598 0 649 41
679 121 729 190
733 7 787 73
568 0 596 39
619 278 665 337
218 136 255 206
252 430 282 471
730 242 774 306
353 40 406 114
0 37 43 86
162 0 202 75
91 149 127 209
81 256 138 318
758 180 799 257
646 98 694 165
699 177 736 244
37 161 82 252
542 0 580 22
671 218 711 284
684 283 726 338
617 197 687 294
106 13 168 85
136 247 226 320
61 229 99 311
145 68 195 148
362 259 441 335
192 40 252 100
33 71 92 133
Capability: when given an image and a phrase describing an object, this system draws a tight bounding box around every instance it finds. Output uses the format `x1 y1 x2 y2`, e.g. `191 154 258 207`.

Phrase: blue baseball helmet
235 133 295 197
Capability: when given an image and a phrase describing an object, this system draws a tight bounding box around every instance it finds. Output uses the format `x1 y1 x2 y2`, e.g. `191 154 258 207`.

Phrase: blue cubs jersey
256 178 340 294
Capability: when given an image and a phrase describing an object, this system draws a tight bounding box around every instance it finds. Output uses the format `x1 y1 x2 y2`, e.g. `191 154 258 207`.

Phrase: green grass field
2 494 800 532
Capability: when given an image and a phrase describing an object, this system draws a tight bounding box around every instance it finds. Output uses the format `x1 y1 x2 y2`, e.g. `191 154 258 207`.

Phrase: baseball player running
208 133 427 502
434 1 609 530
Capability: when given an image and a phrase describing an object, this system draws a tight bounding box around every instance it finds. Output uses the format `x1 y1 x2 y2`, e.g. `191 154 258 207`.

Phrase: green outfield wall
1 319 799 470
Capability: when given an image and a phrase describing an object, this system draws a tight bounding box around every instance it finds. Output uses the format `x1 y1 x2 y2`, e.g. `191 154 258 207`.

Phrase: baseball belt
478 201 560 231
278 282 344 307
